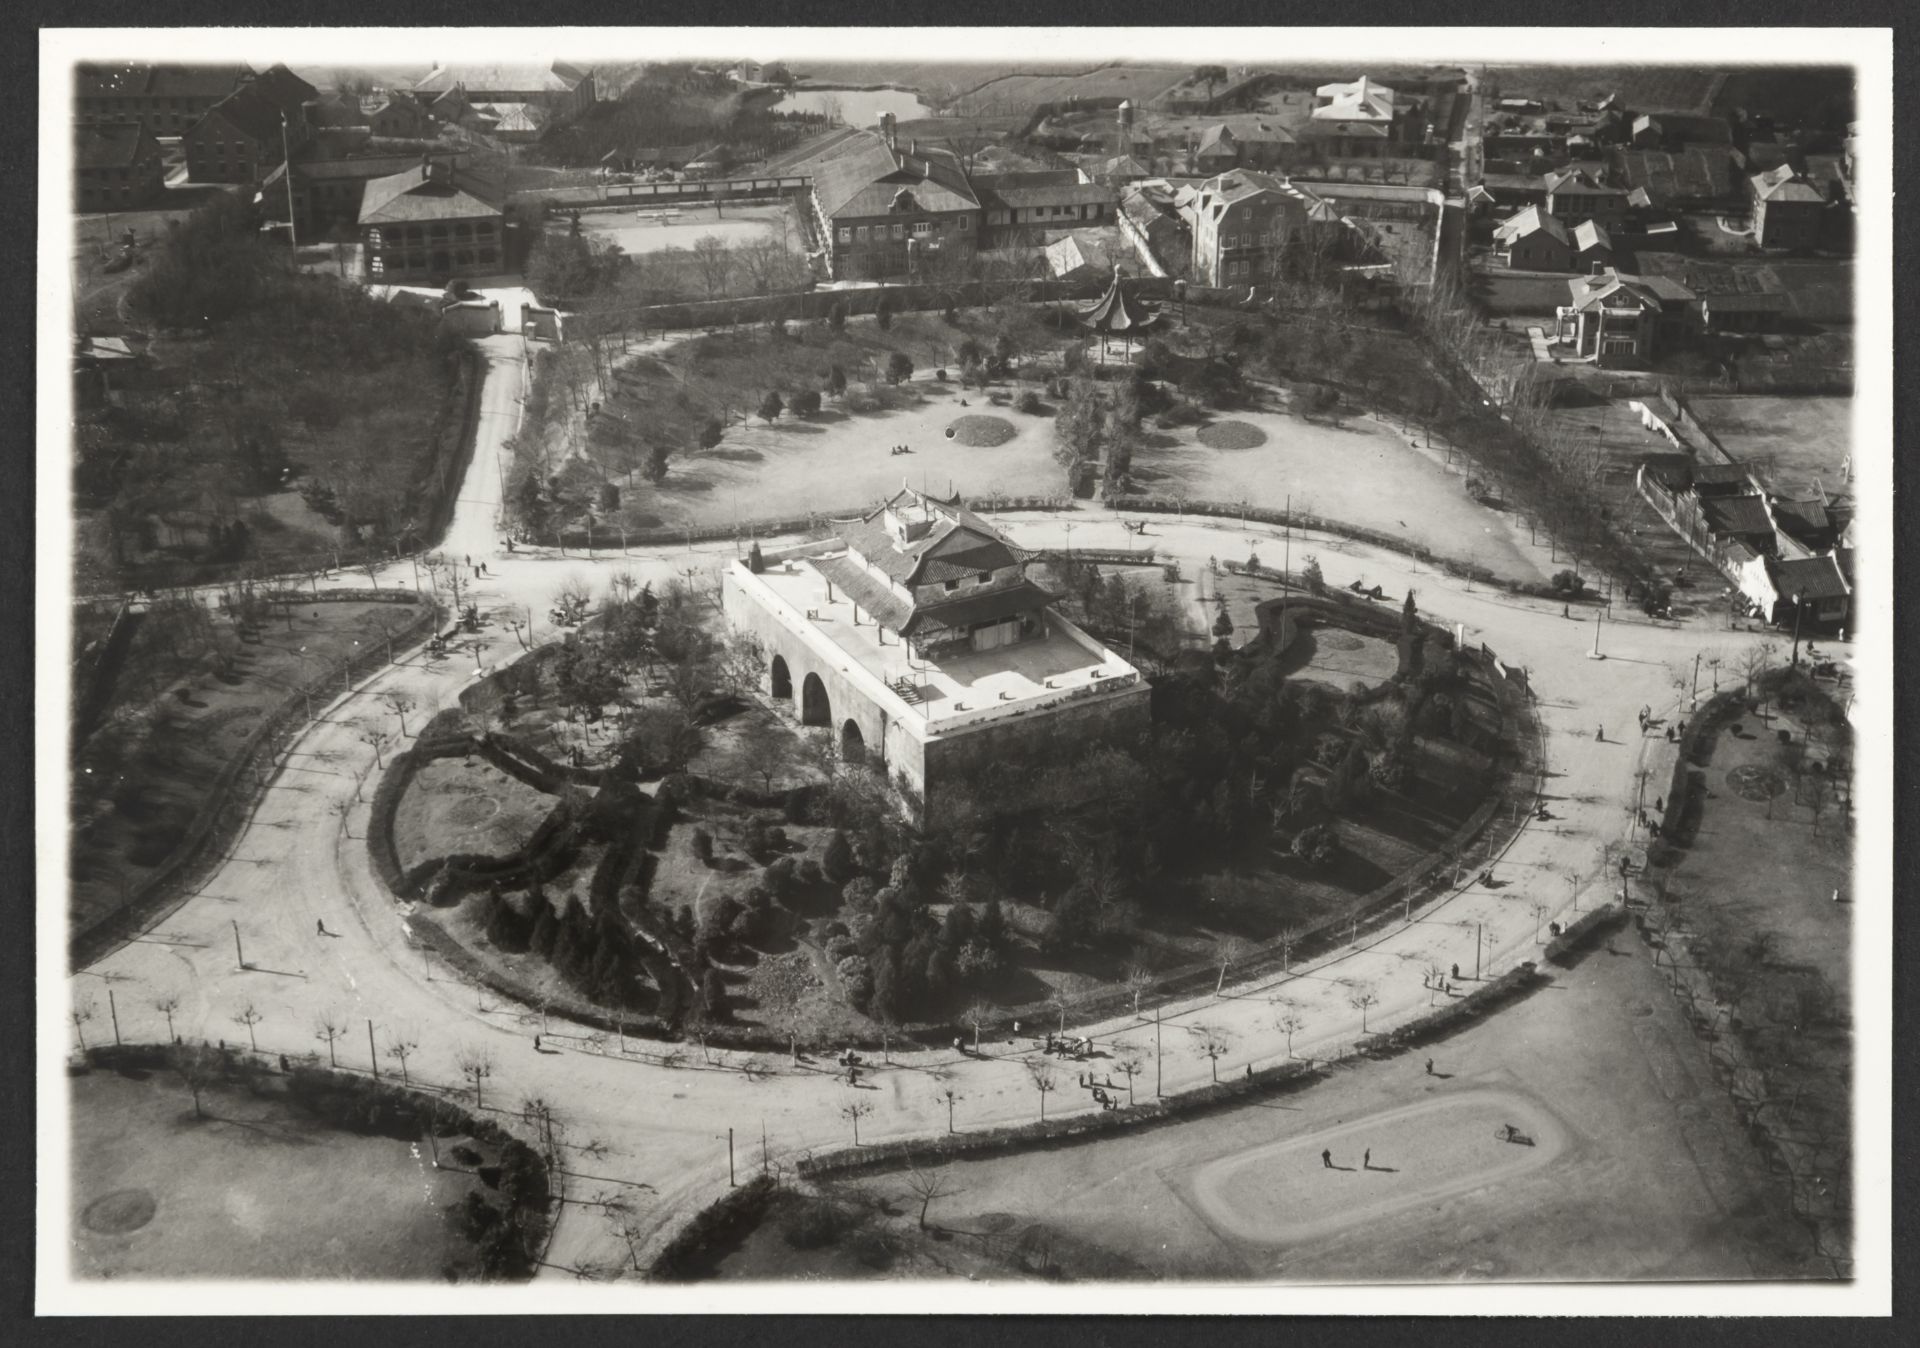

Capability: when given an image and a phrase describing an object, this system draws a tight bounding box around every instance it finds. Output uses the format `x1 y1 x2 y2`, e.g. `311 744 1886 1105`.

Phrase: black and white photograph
35 24 1893 1317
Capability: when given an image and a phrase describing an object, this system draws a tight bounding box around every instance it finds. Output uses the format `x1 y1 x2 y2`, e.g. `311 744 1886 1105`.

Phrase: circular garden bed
1196 420 1269 450
946 414 1017 447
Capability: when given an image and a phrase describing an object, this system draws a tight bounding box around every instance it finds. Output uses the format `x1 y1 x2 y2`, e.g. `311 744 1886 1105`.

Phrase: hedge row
524 495 1070 553
646 1175 778 1281
484 729 611 789
1650 688 1741 865
798 1058 1328 1181
799 964 1545 1182
1543 902 1629 966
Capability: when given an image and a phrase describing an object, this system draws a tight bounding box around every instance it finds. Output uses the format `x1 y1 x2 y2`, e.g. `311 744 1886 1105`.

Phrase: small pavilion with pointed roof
1077 264 1161 364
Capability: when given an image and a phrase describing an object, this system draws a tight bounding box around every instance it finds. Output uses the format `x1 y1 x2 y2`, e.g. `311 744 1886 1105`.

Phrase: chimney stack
879 110 897 152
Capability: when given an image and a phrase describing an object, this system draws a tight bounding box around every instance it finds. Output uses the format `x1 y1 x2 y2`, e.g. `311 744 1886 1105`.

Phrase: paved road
68 328 1775 1279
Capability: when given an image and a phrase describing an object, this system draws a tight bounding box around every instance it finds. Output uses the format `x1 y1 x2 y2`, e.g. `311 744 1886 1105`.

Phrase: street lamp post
1790 592 1805 667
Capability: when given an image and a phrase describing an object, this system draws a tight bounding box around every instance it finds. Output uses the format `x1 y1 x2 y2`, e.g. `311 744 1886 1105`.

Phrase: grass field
392 757 557 873
708 921 1816 1281
70 1068 490 1281
949 65 1192 117
70 597 429 939
1686 395 1854 498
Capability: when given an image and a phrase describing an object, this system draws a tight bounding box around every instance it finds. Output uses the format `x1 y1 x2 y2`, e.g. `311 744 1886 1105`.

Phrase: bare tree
1114 1050 1145 1105
232 1002 264 1052
385 1035 418 1086
930 1073 963 1134
458 1046 496 1109
1124 962 1154 1015
903 1163 956 1229
1278 925 1302 973
154 993 181 1043
383 690 415 738
1272 1004 1306 1057
1739 642 1780 699
962 1000 991 1052
1214 934 1252 996
169 1042 226 1119
313 1014 346 1068
1347 983 1380 1035
1025 1057 1058 1121
1189 1023 1233 1083
71 998 96 1051
840 1099 875 1145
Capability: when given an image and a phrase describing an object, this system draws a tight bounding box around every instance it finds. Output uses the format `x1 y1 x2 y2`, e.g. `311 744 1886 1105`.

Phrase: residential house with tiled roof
75 62 253 136
1492 205 1573 272
1543 166 1629 225
358 156 505 284
1572 219 1614 271
975 170 1115 248
1181 169 1335 287
1306 75 1400 157
1044 228 1125 282
262 147 483 240
72 120 166 211
1748 163 1826 250
1554 269 1695 366
1117 181 1190 278
365 91 432 140
800 117 982 281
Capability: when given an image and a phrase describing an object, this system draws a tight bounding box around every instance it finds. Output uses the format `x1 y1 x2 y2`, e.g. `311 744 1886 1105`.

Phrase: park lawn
1656 684 1852 1162
391 757 558 873
69 1067 494 1281
593 308 1080 521
69 597 428 941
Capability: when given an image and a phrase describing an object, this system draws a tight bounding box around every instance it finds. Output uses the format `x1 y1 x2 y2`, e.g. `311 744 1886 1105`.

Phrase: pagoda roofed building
1078 264 1162 362
722 485 1149 815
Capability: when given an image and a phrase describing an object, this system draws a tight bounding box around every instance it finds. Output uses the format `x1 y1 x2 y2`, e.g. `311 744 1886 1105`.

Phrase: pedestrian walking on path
1596 725 1605 742
1364 1149 1371 1169
1425 1058 1434 1076
1322 1148 1333 1169
533 1034 541 1051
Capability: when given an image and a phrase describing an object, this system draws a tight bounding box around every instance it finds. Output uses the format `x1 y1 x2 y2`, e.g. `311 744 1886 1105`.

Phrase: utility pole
1154 1007 1163 1098
280 112 299 270
108 989 121 1047
1590 608 1602 659
727 1127 736 1186
1692 650 1702 701
1474 921 1484 980
232 919 245 970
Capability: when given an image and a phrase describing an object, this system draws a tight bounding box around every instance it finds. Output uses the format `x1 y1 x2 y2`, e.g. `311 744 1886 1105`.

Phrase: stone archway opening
801 672 831 727
770 654 793 701
840 718 866 766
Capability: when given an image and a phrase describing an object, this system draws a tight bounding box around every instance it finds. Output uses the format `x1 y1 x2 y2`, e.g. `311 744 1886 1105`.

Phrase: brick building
74 62 252 136
359 157 505 285
73 120 166 212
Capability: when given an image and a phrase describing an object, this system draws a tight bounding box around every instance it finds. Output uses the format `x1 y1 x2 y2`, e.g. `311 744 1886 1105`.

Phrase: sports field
573 202 797 258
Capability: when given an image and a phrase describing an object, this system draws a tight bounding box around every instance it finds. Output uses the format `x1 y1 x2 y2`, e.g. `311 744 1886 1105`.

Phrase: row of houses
790 110 1400 292
1638 459 1853 630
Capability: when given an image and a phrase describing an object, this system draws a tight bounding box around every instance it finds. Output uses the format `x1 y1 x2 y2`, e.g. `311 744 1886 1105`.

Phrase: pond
776 87 933 124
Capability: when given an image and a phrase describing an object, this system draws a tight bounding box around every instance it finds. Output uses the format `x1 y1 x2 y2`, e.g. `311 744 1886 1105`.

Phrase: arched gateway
840 718 866 765
801 672 831 727
770 654 792 701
